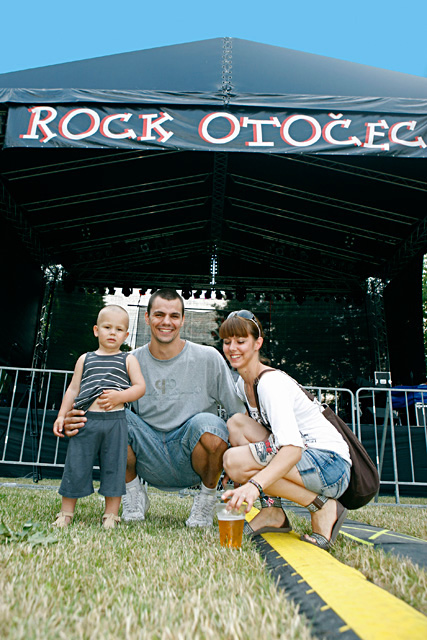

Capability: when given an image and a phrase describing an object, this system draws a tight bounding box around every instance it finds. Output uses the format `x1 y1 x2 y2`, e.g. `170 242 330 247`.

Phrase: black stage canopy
0 38 426 381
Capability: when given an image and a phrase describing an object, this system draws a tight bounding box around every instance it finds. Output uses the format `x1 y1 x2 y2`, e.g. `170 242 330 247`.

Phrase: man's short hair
147 288 185 316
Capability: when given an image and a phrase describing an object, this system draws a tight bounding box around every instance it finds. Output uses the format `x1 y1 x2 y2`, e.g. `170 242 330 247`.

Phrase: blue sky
1 0 426 77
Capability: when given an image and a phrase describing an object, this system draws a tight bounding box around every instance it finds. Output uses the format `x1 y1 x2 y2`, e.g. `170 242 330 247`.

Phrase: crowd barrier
1 367 426 501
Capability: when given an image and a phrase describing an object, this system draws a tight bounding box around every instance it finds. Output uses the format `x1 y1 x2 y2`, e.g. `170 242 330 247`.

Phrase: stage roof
1 38 427 296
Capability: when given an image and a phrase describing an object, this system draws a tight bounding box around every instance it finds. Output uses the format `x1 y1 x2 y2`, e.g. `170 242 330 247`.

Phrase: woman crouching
220 310 351 550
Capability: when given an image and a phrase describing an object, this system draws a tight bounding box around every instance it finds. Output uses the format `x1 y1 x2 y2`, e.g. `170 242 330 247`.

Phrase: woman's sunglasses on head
227 310 261 338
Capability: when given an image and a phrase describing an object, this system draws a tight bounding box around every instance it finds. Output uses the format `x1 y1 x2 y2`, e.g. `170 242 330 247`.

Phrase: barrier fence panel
0 366 74 481
356 387 427 503
1 367 426 500
305 387 356 432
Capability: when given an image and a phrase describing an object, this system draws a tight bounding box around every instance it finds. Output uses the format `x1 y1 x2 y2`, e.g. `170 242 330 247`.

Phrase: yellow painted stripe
343 524 426 543
368 529 390 541
340 532 374 546
247 508 427 640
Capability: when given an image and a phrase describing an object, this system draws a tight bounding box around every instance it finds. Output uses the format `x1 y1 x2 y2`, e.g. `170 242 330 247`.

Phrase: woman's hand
222 481 260 514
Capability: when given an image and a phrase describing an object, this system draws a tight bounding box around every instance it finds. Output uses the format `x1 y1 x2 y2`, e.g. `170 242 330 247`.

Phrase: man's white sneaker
121 481 150 522
185 492 217 527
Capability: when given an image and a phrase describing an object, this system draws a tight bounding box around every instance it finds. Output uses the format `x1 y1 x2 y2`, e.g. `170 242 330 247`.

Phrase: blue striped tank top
73 351 130 411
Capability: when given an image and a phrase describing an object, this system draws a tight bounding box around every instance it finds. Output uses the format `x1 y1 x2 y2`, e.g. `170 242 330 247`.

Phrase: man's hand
62 409 87 437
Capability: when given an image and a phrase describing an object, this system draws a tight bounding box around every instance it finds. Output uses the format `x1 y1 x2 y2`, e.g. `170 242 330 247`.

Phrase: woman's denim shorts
296 448 351 499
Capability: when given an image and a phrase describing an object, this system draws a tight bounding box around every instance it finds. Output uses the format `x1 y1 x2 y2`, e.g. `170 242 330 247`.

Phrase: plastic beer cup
216 501 245 548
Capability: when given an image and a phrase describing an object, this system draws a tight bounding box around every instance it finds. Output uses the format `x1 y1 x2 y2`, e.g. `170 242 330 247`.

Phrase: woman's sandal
300 496 347 550
243 495 292 537
102 513 121 529
52 511 74 528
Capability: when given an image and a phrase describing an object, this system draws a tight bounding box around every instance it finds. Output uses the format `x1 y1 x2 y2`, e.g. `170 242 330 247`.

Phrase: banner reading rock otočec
5 105 427 156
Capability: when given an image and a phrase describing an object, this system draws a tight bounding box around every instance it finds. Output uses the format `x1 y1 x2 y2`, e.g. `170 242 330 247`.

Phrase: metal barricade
1 366 426 501
356 387 427 503
0 366 73 480
305 386 356 432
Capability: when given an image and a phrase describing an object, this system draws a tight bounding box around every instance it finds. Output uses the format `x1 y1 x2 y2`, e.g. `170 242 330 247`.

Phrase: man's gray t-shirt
131 341 244 431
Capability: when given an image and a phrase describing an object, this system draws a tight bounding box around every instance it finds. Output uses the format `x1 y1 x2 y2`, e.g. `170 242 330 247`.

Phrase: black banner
5 104 427 156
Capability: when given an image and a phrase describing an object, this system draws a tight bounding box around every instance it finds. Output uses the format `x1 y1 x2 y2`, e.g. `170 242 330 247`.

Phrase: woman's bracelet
248 478 265 498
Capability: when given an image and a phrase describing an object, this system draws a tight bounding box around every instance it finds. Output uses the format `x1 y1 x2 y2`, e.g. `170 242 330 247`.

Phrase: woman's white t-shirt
236 370 351 464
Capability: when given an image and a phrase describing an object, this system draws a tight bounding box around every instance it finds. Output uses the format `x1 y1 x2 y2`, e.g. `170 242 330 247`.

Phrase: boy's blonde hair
97 305 129 328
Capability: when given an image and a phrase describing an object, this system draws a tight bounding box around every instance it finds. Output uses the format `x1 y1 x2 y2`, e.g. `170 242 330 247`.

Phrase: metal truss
24 173 210 210
36 196 208 233
382 214 427 282
210 152 228 245
210 152 228 283
4 148 184 181
231 174 416 227
365 277 391 372
219 239 360 285
228 196 399 245
272 153 427 192
32 266 60 370
0 178 47 265
224 217 379 270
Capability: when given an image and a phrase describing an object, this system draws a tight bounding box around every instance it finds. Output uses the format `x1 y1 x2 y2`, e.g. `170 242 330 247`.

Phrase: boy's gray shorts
59 410 127 499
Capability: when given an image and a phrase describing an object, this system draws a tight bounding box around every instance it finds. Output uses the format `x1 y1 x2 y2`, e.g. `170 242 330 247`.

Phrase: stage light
215 290 223 300
224 290 234 300
204 290 212 299
194 289 202 299
122 286 132 297
182 288 192 300
108 286 116 295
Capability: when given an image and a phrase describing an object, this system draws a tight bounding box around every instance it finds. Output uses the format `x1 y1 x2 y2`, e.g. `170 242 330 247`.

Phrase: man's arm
214 351 245 416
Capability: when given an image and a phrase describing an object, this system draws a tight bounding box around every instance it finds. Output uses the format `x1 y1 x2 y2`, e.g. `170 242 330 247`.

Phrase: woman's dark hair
219 312 271 365
219 313 264 341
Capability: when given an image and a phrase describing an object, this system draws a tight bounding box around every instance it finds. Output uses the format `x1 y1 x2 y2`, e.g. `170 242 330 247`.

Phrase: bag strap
253 367 321 421
253 368 276 428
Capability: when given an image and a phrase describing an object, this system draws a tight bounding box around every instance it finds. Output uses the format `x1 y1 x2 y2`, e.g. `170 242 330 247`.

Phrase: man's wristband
248 478 265 498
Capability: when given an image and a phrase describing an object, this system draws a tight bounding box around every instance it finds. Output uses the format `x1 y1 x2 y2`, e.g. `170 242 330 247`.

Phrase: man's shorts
248 438 351 500
59 410 128 499
126 409 228 490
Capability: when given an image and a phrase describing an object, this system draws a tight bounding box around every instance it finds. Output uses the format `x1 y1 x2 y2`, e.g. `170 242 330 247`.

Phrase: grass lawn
1 479 426 639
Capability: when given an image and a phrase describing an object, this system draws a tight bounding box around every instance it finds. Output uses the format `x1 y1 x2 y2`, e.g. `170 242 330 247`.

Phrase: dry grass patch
0 485 316 640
